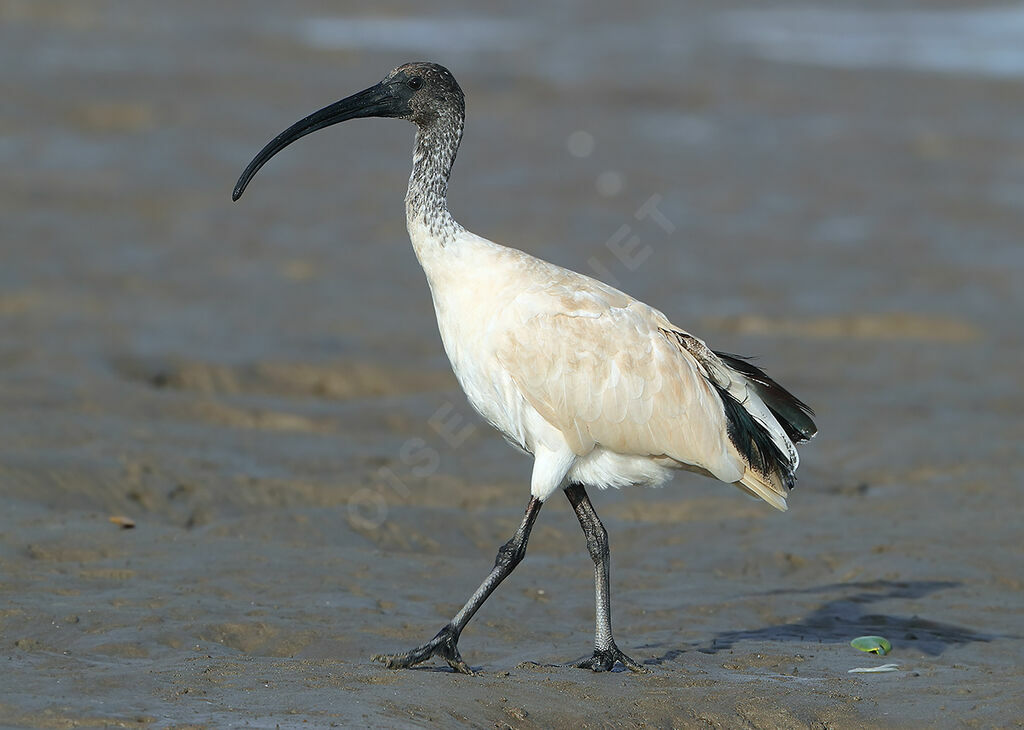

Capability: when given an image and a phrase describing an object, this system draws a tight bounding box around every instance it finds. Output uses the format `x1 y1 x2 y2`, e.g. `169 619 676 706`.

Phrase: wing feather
494 280 743 482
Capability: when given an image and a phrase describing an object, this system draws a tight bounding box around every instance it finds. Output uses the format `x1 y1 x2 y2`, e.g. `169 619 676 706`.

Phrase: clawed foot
564 644 648 673
371 624 473 674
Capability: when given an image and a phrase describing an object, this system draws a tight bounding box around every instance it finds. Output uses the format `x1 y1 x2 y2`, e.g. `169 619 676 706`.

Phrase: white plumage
413 221 796 510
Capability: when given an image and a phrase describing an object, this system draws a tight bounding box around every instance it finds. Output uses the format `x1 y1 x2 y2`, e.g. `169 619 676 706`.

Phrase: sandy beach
2 1 1023 727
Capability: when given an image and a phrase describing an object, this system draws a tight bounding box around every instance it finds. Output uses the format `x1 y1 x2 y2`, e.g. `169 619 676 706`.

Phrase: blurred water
299 6 1024 79
722 5 1024 77
300 17 531 53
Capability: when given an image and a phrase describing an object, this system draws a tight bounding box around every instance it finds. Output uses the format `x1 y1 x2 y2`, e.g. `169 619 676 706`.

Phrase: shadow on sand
645 580 995 665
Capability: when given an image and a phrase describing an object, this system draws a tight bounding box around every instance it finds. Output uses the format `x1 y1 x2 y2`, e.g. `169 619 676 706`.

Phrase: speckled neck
405 106 465 244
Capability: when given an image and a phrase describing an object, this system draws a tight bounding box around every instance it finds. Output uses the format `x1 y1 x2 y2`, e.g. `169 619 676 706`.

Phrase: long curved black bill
232 82 403 201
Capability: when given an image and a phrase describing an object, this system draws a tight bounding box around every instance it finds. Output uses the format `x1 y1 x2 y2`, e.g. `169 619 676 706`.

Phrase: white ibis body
233 62 817 673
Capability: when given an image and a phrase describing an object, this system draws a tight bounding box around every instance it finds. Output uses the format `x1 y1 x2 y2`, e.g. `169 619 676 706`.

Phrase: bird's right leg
372 496 543 674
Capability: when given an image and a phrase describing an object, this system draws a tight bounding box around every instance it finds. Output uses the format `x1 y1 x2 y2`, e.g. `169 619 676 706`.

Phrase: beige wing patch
495 299 741 480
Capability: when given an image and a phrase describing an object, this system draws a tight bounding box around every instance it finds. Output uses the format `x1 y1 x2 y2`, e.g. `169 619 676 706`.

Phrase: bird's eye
407 76 423 90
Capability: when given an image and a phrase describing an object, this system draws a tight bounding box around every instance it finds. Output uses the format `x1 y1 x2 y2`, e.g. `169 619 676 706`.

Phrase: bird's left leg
372 496 543 674
562 483 647 672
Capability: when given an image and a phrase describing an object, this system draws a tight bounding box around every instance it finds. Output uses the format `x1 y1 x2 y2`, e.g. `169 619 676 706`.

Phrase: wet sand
2 1 1023 727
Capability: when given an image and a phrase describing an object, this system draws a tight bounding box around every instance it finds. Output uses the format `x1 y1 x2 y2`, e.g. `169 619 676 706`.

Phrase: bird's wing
492 271 745 484
491 265 805 510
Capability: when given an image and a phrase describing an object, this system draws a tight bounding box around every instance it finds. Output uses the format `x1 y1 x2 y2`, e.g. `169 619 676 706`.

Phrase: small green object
850 636 892 655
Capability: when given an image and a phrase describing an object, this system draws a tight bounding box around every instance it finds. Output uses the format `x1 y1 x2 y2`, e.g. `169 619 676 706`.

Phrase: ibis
233 62 817 673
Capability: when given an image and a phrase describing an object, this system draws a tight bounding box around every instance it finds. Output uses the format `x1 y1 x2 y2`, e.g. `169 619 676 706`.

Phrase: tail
712 352 818 511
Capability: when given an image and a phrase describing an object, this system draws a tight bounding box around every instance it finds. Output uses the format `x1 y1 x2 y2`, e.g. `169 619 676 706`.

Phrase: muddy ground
2 1 1023 727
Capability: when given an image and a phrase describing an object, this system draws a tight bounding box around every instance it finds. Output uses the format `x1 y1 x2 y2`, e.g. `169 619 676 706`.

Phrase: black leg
372 496 543 673
563 483 646 672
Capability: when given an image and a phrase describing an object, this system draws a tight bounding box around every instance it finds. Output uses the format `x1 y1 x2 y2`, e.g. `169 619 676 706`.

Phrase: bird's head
232 61 464 201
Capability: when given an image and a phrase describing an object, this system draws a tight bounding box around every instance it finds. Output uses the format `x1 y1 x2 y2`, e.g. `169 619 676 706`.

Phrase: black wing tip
713 382 794 488
714 351 818 442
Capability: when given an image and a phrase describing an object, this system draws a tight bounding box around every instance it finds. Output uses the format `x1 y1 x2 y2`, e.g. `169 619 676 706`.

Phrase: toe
615 650 648 673
622 656 649 673
445 655 474 674
562 653 611 671
371 653 407 669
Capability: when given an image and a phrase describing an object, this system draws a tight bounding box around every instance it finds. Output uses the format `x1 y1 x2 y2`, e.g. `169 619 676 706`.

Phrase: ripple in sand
113 355 455 400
